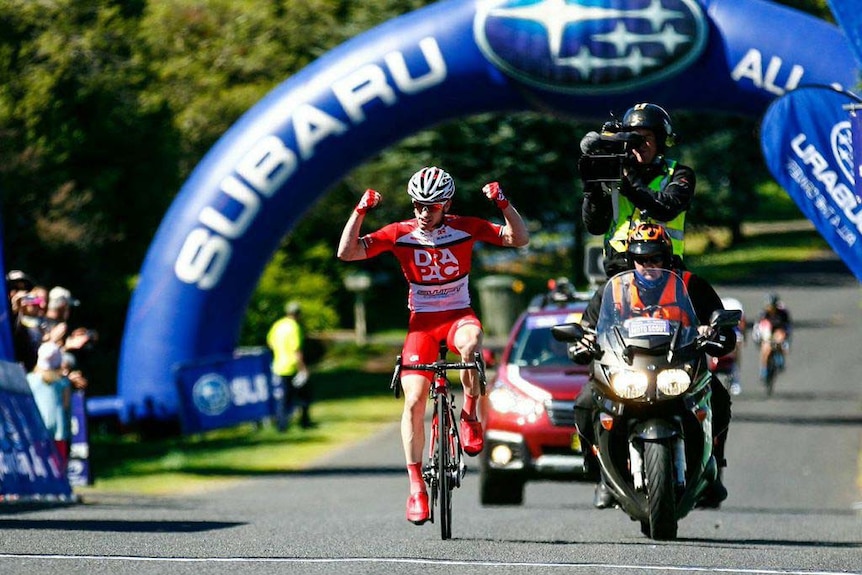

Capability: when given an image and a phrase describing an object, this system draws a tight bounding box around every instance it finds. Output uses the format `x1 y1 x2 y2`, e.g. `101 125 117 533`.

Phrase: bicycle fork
423 383 466 490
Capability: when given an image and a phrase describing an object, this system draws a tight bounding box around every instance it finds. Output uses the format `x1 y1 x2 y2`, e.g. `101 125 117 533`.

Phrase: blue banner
827 0 862 69
117 0 860 423
66 390 92 487
0 360 73 502
761 85 862 282
852 107 862 199
0 215 16 362
174 348 275 435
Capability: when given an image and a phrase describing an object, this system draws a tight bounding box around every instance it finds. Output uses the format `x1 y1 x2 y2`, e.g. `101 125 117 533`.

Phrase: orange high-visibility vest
613 272 693 326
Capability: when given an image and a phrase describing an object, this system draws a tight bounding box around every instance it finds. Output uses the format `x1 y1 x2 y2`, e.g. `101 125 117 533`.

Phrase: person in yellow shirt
267 301 313 429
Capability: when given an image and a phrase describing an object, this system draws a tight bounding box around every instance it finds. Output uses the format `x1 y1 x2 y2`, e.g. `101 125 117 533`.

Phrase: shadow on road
721 256 856 288
0 518 243 533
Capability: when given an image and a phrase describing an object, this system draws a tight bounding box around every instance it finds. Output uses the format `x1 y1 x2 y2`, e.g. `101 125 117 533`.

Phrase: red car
479 282 593 505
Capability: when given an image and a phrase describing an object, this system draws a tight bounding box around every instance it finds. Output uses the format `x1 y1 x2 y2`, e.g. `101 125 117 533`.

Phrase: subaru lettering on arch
474 0 708 94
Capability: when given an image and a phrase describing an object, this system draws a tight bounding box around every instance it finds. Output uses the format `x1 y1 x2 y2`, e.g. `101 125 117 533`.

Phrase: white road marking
0 554 858 574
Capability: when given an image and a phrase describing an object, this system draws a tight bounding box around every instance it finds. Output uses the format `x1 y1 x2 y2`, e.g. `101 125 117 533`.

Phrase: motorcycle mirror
709 309 742 329
552 323 585 342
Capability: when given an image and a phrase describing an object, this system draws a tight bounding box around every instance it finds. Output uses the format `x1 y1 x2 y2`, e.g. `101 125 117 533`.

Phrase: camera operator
579 103 695 277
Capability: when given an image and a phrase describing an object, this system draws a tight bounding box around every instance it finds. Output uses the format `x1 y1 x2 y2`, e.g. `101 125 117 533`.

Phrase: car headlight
656 369 691 396
610 369 649 399
488 386 545 419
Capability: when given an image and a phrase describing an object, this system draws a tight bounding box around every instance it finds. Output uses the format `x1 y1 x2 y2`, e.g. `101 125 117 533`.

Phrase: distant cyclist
752 293 792 382
337 166 529 525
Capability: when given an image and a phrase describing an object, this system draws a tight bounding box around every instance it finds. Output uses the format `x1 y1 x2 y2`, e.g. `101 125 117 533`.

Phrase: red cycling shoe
406 491 429 525
460 418 484 456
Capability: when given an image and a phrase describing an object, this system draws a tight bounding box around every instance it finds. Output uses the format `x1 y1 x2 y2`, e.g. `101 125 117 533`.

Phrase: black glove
567 336 595 365
580 131 603 154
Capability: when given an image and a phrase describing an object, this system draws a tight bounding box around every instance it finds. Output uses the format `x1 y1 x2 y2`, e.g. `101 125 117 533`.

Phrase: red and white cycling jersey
361 215 505 312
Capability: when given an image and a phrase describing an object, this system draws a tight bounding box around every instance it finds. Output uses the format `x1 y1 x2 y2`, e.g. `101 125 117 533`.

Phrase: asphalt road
0 257 859 575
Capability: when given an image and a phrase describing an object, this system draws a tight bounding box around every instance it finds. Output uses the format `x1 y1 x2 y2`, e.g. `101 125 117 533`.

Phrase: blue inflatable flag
761 85 862 282
827 0 862 69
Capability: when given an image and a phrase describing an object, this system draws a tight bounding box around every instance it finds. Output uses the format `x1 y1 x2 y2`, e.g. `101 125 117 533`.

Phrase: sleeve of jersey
463 217 506 246
360 223 398 258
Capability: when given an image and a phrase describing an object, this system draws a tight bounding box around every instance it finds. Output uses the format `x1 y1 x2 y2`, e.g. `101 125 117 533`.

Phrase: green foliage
240 250 339 346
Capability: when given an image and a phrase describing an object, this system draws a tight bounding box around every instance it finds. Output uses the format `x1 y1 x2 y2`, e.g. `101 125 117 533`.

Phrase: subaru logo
831 121 854 186
192 374 231 416
474 0 708 94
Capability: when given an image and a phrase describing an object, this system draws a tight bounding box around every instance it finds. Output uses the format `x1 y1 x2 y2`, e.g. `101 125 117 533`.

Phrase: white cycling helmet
407 166 455 203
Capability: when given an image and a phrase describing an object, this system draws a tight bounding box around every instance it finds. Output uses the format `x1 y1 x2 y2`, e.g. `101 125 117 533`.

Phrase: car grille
545 399 576 427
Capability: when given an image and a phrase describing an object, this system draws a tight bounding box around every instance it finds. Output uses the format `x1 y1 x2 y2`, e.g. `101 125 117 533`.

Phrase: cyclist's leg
401 373 431 465
759 340 771 381
447 310 484 455
447 311 483 401
772 328 787 369
401 324 436 523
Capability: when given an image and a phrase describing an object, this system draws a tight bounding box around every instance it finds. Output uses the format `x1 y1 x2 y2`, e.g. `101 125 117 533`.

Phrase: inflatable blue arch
117 0 858 422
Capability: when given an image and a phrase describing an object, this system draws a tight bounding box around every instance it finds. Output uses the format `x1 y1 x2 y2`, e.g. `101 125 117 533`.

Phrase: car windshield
596 270 699 352
511 310 584 367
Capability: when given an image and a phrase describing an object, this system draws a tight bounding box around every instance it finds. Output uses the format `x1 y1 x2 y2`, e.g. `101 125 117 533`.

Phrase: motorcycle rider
570 223 736 509
579 103 695 276
752 293 792 382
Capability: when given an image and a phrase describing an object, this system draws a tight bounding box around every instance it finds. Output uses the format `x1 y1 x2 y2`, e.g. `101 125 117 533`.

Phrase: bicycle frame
390 342 486 540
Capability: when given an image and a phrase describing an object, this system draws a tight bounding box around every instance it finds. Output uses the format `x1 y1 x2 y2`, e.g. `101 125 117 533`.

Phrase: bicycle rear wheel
437 394 452 540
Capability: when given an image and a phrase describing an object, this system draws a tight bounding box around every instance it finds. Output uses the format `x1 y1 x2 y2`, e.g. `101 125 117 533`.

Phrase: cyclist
751 293 792 383
570 223 735 509
580 103 695 276
337 166 529 524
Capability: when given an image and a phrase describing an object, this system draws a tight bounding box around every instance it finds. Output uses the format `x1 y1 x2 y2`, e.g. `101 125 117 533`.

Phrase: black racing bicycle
390 342 487 540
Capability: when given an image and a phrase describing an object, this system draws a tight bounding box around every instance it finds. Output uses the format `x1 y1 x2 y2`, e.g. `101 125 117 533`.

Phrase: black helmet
622 103 676 149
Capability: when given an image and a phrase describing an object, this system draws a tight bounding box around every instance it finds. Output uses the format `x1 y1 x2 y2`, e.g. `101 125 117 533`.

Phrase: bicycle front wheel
437 394 453 540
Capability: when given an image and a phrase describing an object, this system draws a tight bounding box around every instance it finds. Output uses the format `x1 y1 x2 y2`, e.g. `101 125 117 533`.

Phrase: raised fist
355 189 381 215
482 181 509 210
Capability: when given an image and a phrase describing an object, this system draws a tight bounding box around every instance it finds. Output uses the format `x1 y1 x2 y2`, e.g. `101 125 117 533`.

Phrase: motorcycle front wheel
643 441 678 540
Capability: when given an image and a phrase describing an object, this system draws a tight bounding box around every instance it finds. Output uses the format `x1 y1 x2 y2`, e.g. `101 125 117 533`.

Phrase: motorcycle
552 270 740 540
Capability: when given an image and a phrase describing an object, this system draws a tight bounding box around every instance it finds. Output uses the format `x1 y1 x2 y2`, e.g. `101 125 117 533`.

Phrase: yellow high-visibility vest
605 160 686 257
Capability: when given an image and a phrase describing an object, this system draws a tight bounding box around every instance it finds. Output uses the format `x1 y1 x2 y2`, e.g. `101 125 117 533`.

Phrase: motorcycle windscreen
597 270 700 351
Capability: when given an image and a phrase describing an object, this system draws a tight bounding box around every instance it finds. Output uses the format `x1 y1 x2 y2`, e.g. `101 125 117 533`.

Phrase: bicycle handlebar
390 352 487 399
400 361 481 371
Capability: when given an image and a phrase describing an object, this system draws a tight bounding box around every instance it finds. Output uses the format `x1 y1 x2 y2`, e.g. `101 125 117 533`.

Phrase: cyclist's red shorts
401 308 482 377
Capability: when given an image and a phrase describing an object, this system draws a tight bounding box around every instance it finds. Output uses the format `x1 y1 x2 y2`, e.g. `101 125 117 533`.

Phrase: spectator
18 286 48 361
61 351 88 392
7 270 38 369
266 301 313 430
27 342 72 471
6 269 35 301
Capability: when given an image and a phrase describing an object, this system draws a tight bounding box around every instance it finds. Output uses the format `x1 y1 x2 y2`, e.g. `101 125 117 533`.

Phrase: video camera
578 120 646 182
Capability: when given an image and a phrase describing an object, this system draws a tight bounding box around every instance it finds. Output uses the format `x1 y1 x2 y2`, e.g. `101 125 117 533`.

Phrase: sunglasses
412 201 445 213
633 255 665 266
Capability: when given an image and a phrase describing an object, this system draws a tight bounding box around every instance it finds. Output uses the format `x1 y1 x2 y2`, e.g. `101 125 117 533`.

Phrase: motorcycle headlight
656 369 691 396
610 369 649 399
